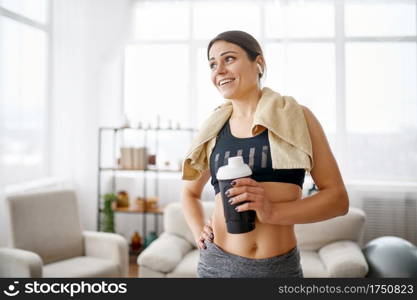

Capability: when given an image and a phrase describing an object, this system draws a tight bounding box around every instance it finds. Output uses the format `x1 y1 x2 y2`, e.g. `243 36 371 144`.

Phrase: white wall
49 0 133 234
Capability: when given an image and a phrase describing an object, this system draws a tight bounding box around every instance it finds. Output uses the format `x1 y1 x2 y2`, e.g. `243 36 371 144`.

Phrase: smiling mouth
218 78 235 87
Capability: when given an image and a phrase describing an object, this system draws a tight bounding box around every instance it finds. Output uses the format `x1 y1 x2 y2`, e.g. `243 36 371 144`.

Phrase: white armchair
138 201 368 278
0 189 128 278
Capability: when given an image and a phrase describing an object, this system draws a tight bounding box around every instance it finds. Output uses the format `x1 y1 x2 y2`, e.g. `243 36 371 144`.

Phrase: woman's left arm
232 105 349 225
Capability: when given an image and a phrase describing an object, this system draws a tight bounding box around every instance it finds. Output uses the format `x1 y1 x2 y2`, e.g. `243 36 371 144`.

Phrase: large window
124 0 417 183
0 0 50 185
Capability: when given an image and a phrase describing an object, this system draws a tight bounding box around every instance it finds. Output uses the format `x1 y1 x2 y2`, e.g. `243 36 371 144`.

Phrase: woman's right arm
181 169 212 249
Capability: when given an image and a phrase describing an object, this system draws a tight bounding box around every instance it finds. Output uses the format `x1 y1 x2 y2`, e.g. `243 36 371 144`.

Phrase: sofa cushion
166 249 199 278
43 256 119 277
299 250 329 278
164 202 214 247
138 232 192 273
319 240 369 277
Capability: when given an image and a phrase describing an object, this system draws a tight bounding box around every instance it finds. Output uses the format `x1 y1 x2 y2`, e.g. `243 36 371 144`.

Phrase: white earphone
257 63 263 76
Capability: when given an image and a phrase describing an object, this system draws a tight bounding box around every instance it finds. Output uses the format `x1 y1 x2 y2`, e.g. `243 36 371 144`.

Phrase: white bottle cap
216 156 252 180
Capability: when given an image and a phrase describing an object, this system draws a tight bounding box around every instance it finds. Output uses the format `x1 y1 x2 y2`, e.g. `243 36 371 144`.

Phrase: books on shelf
133 147 148 170
120 147 148 170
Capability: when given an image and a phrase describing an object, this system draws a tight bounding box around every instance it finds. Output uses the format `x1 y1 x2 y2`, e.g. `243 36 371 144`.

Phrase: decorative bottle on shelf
131 231 142 252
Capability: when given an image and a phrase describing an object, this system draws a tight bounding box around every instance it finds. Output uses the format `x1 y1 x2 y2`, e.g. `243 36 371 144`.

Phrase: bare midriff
211 181 302 259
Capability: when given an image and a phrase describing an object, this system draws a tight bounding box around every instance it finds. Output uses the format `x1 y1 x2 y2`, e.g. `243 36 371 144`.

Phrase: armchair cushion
319 240 369 277
138 232 193 273
43 256 119 278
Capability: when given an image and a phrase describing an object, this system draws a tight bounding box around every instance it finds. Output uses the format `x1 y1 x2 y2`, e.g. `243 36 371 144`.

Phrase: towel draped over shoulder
181 87 314 180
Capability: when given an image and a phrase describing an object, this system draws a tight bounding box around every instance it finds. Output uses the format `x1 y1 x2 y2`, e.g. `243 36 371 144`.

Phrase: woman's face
208 40 260 99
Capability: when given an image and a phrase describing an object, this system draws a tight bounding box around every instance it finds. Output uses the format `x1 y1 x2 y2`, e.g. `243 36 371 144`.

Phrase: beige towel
182 87 314 180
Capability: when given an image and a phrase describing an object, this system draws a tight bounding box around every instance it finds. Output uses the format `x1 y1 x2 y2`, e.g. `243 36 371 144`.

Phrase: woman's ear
257 63 263 75
256 56 265 77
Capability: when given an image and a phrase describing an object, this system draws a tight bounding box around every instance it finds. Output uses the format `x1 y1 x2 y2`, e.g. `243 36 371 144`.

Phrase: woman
181 30 349 278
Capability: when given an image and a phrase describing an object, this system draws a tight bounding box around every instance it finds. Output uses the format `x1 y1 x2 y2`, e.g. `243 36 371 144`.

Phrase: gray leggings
197 242 303 278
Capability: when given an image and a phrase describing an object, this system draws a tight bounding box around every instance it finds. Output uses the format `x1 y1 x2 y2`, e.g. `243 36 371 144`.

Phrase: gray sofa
0 189 128 277
138 201 368 277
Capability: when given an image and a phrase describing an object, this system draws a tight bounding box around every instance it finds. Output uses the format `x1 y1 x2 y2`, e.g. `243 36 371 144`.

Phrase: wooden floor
128 253 139 278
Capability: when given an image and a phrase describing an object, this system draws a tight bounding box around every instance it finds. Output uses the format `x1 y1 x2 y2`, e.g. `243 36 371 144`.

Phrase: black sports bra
209 120 305 194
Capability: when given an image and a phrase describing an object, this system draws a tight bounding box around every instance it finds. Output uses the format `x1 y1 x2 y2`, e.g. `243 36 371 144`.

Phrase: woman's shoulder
298 104 327 154
298 105 317 126
294 103 322 135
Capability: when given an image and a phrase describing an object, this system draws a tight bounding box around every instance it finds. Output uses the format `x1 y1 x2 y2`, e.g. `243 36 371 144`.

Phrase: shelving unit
97 125 195 249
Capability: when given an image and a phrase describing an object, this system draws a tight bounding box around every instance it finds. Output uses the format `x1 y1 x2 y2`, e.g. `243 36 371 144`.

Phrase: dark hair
207 30 265 77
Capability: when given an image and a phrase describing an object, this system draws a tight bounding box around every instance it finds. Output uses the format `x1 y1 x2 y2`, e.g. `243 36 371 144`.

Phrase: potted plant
101 193 117 233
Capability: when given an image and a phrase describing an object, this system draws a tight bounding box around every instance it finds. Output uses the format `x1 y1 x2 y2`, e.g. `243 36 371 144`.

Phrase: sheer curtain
0 0 50 247
0 0 50 186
